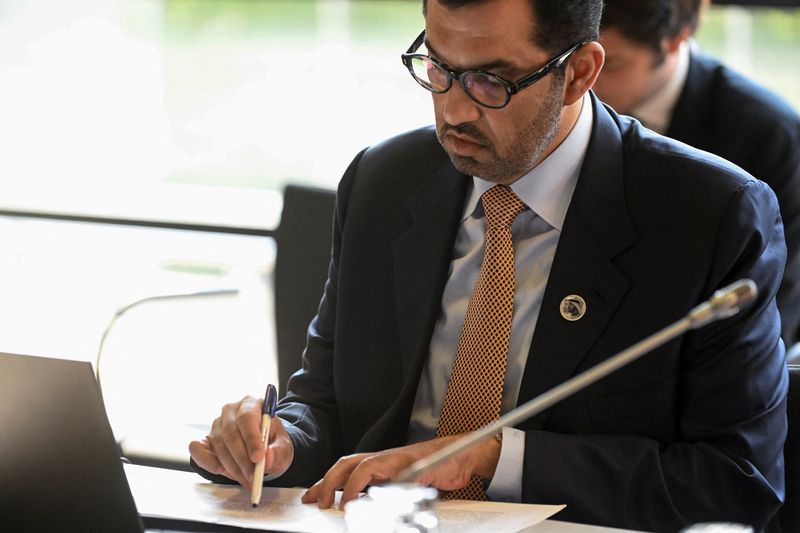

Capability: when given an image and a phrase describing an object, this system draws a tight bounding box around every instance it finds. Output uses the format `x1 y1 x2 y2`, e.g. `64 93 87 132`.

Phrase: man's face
594 27 669 114
425 0 567 185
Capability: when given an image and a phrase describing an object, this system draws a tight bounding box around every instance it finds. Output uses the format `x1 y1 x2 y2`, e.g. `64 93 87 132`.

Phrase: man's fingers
263 441 288 473
209 415 251 487
189 396 296 489
208 438 249 486
303 454 365 509
340 455 401 509
219 399 262 484
255 416 293 481
301 479 323 504
339 472 378 509
264 446 275 472
315 464 348 509
238 396 268 464
299 440 473 511
188 439 223 475
262 415 289 470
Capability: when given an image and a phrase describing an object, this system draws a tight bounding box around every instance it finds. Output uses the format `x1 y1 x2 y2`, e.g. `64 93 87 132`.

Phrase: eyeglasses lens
410 57 449 91
409 56 508 107
463 73 507 107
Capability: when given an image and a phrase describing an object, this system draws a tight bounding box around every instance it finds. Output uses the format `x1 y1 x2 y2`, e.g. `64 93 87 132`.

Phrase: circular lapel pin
560 294 587 321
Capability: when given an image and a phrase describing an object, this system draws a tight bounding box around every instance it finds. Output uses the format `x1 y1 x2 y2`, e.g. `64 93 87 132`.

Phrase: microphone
687 278 757 326
395 278 758 484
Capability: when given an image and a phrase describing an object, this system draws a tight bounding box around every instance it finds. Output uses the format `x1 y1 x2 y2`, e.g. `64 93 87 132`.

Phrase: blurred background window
0 0 797 463
0 0 796 213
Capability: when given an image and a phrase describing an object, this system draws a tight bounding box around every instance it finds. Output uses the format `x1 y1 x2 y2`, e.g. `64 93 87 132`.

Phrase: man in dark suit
190 0 788 531
594 0 800 346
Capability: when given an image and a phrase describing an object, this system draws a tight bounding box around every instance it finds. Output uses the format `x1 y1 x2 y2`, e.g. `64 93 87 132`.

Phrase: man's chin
448 154 506 183
447 152 483 176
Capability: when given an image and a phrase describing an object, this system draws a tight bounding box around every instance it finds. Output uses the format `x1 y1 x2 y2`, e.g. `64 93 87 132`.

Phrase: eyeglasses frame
400 30 587 109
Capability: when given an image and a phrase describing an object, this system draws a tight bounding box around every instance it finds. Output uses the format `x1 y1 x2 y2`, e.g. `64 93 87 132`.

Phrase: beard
436 75 565 183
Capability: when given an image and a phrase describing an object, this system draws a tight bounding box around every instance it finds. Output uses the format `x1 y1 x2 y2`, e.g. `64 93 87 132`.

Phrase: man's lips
446 132 485 156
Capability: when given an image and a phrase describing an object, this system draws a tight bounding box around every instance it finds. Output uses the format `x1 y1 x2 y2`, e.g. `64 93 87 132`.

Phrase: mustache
440 123 490 146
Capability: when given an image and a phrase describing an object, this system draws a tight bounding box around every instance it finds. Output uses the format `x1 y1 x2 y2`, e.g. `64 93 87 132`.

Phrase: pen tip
252 503 258 509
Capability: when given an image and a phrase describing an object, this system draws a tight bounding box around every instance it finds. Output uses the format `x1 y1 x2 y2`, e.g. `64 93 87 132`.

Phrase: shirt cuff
486 426 524 502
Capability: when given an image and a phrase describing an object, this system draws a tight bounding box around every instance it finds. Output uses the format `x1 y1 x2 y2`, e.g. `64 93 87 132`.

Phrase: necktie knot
482 185 527 229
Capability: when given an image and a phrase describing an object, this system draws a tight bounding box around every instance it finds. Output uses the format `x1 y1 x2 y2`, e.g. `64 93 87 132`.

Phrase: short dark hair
421 0 603 55
601 0 702 55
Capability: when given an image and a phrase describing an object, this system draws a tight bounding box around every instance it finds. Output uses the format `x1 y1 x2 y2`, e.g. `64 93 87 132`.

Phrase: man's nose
441 80 481 125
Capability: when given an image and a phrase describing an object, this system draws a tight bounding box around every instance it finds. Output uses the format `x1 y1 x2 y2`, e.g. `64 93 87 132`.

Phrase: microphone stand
395 278 757 484
94 288 239 397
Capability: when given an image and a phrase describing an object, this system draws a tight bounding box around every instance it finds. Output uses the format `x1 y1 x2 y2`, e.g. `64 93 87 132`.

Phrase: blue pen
251 384 278 508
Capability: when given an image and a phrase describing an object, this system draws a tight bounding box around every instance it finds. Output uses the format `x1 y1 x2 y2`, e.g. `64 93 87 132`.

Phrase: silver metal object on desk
345 484 439 533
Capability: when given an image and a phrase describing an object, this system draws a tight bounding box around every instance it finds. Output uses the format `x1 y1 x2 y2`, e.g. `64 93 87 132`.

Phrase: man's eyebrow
424 38 517 73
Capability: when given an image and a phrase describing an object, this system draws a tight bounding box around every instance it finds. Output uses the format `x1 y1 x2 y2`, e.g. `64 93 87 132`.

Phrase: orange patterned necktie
436 184 527 500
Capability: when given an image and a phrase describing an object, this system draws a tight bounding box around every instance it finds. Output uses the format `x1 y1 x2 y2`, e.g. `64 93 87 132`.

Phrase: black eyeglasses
401 30 586 109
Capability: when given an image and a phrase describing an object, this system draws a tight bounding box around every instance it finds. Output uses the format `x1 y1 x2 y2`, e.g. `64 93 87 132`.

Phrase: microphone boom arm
395 278 757 484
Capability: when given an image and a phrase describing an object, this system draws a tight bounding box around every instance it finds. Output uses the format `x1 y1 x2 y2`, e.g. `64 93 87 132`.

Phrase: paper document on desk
125 464 564 533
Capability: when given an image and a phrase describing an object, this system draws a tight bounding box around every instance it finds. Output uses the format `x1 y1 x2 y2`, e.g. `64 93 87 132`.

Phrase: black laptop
0 352 145 532
0 352 284 533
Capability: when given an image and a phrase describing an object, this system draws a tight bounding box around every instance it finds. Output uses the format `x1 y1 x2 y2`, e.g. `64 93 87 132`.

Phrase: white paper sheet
124 464 565 533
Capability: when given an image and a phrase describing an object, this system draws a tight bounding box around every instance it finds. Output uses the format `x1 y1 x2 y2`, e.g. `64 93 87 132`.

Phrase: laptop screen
0 352 144 533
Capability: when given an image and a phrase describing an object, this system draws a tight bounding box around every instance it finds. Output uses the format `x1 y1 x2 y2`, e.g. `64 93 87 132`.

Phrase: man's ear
663 25 692 55
563 41 604 106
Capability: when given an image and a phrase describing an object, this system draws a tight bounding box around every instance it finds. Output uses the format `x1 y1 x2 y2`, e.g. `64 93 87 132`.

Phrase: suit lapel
353 158 470 450
392 160 470 376
518 94 636 427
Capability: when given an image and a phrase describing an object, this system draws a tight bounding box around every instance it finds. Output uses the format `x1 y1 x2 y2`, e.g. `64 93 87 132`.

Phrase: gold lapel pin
560 294 587 321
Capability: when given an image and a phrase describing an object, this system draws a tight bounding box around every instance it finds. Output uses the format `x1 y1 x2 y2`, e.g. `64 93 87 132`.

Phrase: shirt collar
631 41 690 134
461 92 593 231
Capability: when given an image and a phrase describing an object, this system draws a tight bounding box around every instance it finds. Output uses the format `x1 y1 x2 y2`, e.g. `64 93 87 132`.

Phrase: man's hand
301 433 501 510
188 395 294 489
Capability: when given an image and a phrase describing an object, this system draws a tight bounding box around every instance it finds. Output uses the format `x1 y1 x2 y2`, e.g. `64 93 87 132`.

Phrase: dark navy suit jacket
196 95 788 532
667 51 800 345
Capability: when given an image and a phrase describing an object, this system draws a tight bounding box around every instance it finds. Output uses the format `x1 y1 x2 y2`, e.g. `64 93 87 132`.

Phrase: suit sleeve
756 120 800 345
260 149 368 488
520 179 788 532
188 150 366 488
